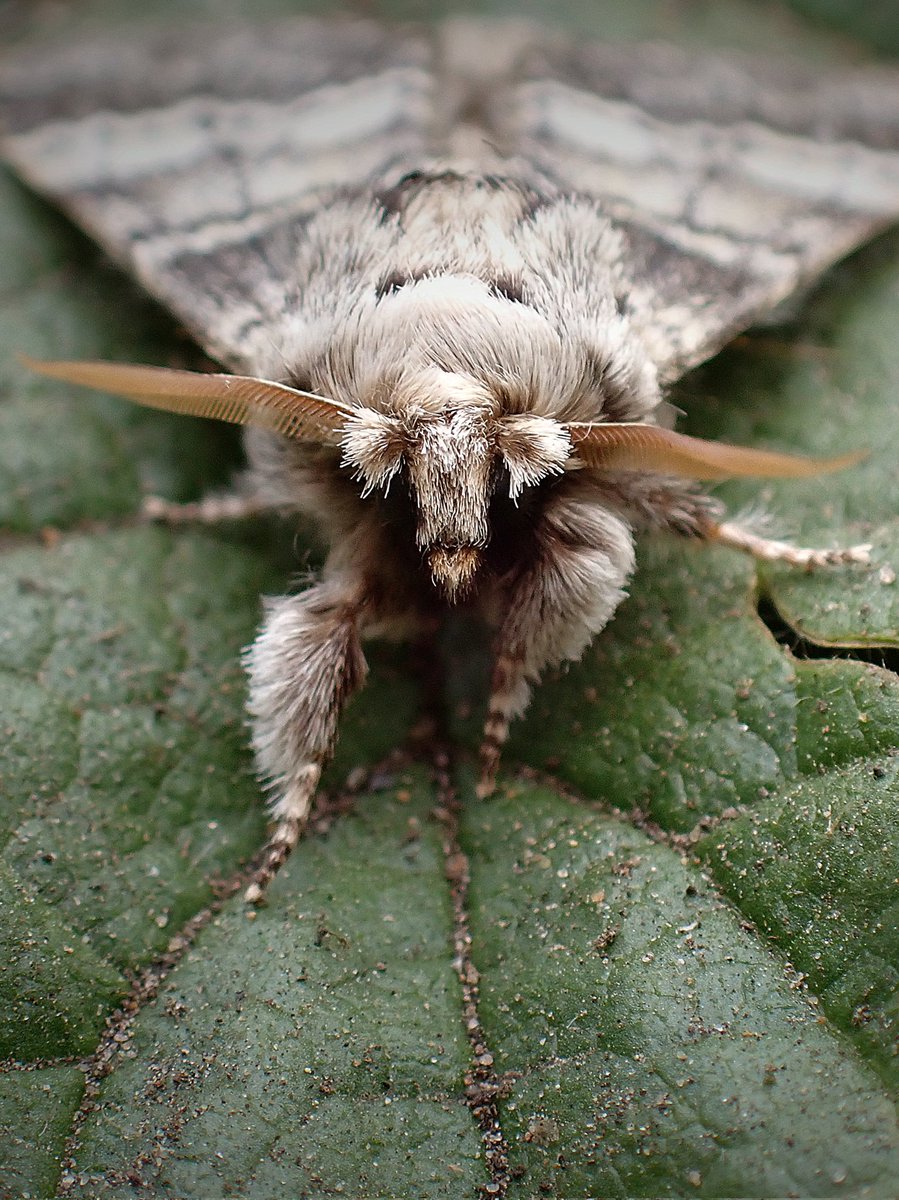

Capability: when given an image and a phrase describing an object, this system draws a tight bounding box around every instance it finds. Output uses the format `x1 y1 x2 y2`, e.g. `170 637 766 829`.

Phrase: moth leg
141 490 269 523
478 653 525 799
708 520 872 570
243 577 368 902
477 484 635 798
605 478 872 570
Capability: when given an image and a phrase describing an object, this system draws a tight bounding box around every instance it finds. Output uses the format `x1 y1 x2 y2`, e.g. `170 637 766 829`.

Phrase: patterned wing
3 18 899 383
458 24 899 378
0 18 434 370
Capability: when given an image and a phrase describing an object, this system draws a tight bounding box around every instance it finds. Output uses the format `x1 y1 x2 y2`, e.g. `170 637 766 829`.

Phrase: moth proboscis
2 17 896 901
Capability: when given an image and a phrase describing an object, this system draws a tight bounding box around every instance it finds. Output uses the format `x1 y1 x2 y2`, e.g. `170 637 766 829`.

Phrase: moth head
343 370 497 599
342 371 582 599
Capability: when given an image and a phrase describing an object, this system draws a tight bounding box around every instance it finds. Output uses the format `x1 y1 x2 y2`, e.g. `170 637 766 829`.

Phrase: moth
2 18 898 901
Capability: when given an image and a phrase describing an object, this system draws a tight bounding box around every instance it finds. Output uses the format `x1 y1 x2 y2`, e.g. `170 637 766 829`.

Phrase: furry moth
2 18 898 901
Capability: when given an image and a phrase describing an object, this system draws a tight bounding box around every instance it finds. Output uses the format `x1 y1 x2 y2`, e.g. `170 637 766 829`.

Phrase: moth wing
449 23 899 379
0 18 433 371
3 19 899 383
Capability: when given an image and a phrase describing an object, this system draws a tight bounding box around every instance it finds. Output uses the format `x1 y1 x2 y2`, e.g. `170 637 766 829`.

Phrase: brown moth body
3 19 897 899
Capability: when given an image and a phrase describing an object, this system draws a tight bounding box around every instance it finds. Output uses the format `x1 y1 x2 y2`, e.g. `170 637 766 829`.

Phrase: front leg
141 490 270 524
478 481 635 797
595 476 872 568
243 576 368 901
706 520 871 569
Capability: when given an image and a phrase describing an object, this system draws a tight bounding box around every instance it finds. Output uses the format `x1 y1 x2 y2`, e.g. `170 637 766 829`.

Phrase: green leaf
781 0 899 55
61 775 484 1198
0 1068 85 1199
2 1 898 1197
697 752 899 1088
463 782 899 1197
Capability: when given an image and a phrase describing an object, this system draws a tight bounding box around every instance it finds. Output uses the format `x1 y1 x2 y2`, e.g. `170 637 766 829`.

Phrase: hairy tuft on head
340 408 404 496
496 414 571 499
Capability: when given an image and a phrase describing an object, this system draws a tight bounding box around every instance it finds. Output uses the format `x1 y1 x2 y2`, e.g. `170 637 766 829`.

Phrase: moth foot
475 770 497 801
141 491 265 524
712 522 872 571
477 655 524 798
244 766 319 904
244 822 301 905
476 722 506 799
794 542 872 569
